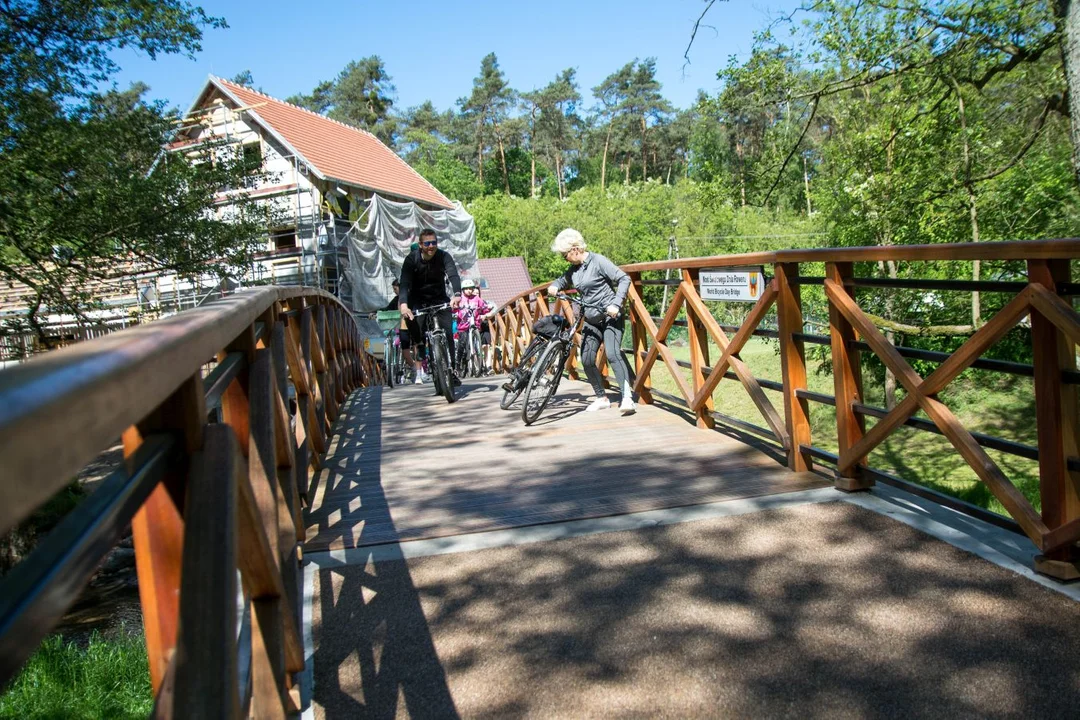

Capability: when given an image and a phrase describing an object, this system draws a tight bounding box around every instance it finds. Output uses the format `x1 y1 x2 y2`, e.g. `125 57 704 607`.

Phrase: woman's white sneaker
585 397 611 412
619 397 636 415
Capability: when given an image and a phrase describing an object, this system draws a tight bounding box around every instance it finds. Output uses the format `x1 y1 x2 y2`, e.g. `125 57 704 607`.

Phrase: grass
643 335 1040 517
0 631 153 720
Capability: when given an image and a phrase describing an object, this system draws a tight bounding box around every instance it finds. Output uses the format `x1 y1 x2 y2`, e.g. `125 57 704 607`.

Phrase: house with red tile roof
167 76 459 303
473 257 535 309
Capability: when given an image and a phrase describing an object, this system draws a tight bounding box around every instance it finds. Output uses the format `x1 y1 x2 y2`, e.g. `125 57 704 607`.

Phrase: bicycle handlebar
552 293 618 313
413 302 453 316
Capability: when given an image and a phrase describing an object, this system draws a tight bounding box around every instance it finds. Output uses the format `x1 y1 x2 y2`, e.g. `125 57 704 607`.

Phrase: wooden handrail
489 239 1080 581
0 285 379 714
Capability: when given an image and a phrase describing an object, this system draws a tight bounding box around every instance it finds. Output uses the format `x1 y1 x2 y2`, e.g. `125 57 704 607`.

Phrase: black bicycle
501 294 611 425
414 303 456 404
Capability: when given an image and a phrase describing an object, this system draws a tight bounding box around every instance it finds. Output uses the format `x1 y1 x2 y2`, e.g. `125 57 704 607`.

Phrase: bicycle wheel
429 334 456 404
384 340 395 388
469 328 483 377
499 340 541 409
521 340 565 425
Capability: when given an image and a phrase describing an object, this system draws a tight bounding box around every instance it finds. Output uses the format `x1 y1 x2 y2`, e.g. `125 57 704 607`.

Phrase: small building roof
185 77 453 210
473 257 535 309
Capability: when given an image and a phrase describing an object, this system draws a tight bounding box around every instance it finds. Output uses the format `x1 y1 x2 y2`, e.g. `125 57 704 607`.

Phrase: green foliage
229 69 254 88
0 631 152 719
288 57 398 146
0 0 225 125
469 181 820 285
0 0 268 345
412 140 485 202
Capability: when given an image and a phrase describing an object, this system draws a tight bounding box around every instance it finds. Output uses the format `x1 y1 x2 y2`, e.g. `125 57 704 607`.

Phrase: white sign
699 269 766 302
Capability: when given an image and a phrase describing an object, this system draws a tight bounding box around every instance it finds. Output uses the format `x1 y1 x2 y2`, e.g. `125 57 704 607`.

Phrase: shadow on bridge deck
301 379 1080 719
304 377 825 552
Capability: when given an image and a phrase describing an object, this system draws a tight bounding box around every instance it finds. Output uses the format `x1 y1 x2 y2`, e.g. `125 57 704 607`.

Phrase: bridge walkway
301 378 1080 719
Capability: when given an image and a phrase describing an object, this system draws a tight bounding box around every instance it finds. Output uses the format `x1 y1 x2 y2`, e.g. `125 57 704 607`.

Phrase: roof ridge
211 76 452 208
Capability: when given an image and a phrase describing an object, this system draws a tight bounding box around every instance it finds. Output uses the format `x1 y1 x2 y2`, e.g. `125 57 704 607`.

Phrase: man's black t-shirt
398 247 462 308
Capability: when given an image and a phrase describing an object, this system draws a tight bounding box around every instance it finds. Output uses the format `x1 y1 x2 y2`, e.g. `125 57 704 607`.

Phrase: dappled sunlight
302 377 1080 718
341 501 1080 717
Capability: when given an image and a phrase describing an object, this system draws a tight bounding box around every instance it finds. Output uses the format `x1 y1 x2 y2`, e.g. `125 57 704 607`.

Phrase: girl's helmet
461 278 477 290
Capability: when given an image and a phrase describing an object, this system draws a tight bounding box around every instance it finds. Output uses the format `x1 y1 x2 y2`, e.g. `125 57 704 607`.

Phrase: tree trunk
880 134 900 410
530 153 536 198
1062 0 1080 184
624 160 630 185
476 115 485 183
803 154 812 216
640 117 648 180
555 153 565 200
953 77 983 327
601 126 611 192
878 259 900 410
498 143 510 195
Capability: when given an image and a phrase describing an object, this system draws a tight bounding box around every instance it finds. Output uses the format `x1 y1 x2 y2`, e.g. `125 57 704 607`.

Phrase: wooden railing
0 287 381 716
489 239 1080 581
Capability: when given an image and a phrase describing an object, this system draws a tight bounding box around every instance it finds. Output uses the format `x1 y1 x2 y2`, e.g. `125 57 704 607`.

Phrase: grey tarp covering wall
345 194 478 313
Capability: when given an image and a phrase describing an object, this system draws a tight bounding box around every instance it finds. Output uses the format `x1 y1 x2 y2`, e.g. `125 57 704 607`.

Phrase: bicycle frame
413 303 456 403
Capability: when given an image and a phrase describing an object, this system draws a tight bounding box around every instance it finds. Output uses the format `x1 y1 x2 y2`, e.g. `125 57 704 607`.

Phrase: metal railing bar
797 443 1025 535
795 389 835 406
0 434 178 688
204 352 246 410
790 332 1080 383
793 332 832 346
793 388 1070 467
711 410 782 444
645 388 780 442
647 316 781 339
849 278 1029 293
851 401 1042 462
637 279 684 286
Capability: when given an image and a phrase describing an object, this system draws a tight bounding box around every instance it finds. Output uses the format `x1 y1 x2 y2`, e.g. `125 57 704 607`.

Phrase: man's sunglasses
421 240 438 247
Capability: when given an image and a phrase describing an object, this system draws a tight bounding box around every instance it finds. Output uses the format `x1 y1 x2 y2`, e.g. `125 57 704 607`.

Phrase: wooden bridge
3 241 1080 717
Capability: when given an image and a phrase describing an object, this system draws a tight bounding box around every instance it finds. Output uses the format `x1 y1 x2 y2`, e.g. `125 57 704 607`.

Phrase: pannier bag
532 314 566 338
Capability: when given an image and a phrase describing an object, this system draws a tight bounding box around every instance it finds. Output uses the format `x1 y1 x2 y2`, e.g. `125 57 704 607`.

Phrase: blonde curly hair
551 228 587 254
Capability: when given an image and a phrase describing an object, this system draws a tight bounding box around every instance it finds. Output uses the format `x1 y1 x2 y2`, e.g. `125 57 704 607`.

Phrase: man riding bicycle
398 228 463 384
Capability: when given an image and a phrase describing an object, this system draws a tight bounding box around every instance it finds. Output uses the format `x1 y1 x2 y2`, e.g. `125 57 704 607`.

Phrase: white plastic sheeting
344 194 478 312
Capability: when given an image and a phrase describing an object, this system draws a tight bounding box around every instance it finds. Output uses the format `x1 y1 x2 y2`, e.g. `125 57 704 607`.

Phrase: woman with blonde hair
547 228 635 414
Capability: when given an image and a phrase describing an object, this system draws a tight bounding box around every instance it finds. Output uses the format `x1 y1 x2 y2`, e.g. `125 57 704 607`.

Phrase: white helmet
461 278 477 289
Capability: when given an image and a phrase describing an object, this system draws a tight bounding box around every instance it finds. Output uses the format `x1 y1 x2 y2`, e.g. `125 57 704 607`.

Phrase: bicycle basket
376 310 402 333
532 314 566 339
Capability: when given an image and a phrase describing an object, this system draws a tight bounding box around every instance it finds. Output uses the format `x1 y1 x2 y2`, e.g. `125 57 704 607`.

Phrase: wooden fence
0 287 381 716
489 239 1080 581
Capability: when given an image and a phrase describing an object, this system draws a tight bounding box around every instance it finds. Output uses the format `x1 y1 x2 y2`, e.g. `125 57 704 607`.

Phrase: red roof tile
472 257 535 309
208 77 453 209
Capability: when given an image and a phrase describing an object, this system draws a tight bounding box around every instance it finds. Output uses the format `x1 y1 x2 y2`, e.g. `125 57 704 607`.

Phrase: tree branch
683 0 725 69
761 96 819 206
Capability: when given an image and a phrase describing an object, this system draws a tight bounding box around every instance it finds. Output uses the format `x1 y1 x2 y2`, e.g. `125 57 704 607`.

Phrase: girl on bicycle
547 228 636 415
454 278 494 372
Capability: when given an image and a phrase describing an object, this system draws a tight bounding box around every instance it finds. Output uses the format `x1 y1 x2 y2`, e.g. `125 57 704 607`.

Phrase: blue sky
110 0 804 114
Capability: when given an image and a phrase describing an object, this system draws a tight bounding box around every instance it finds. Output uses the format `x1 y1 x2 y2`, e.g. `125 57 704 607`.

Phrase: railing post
628 272 653 405
682 269 713 428
1028 258 1080 580
826 262 871 491
776 262 812 472
126 373 206 694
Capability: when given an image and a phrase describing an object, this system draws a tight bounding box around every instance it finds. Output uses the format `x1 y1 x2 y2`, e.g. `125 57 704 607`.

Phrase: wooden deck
303 377 827 553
